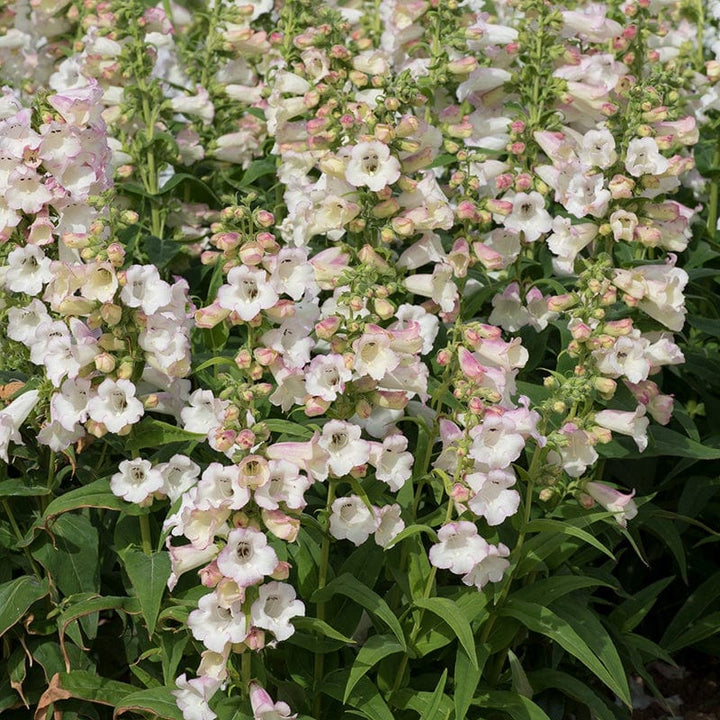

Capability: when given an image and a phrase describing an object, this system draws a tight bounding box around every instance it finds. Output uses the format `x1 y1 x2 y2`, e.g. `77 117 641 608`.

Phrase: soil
632 656 720 720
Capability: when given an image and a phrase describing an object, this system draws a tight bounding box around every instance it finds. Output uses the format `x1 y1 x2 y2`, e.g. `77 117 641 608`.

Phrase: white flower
87 378 144 433
156 455 201 503
404 263 458 313
625 137 669 177
110 458 163 504
0 389 40 462
429 521 489 575
6 299 50 345
593 405 649 451
194 463 251 511
254 460 311 511
120 265 173 315
461 543 510 589
557 423 598 478
217 266 278 321
502 192 552 242
579 128 617 169
352 330 400 381
250 581 305 641
374 504 405 548
345 140 400 192
216 527 279 588
50 377 91 431
318 420 370 477
305 354 352 401
3 245 53 296
371 434 413 491
466 468 521 526
329 495 379 546
181 389 227 435
468 414 526 470
488 282 530 332
187 591 248 653
172 674 219 720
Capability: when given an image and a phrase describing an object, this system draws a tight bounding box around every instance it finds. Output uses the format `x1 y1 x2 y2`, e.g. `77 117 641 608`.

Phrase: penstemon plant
0 0 718 719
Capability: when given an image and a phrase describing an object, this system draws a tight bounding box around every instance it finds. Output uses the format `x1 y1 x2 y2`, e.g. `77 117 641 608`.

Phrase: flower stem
140 514 153 555
312 480 335 718
707 139 720 238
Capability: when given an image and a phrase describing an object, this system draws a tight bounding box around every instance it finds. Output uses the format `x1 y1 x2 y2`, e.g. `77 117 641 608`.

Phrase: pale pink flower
121 265 173 315
329 495 379 546
187 591 247 653
250 581 305 641
110 458 163 504
318 421 370 477
87 378 144 433
217 266 278 321
461 543 510 590
429 521 489 575
374 504 405 548
593 405 649 451
249 683 297 720
345 140 400 192
466 469 521 526
217 527 279 588
172 674 218 720
584 481 638 527
625 137 669 177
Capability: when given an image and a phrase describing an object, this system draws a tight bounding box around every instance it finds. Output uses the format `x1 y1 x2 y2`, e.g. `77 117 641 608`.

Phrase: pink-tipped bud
305 397 330 417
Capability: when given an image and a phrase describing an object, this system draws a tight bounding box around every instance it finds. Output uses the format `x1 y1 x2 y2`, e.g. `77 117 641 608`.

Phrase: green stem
391 500 453 693
479 440 544 647
312 481 336 719
139 514 153 555
707 139 720 238
241 650 252 697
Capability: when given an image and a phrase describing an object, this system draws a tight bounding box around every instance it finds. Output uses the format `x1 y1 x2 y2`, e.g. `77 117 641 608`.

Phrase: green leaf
292 616 356 644
36 479 144 532
240 158 276 186
119 548 171 637
344 635 404 702
381 524 438 550
144 235 181 269
114 686 185 719
413 597 478 670
322 670 395 720
32 514 100 638
599 426 720 460
126 418 206 452
551 598 630 707
0 576 50 637
610 577 674 633
522 519 615 561
501 599 630 706
661 570 720 650
264 419 314 439
508 650 533 699
510 574 613 605
528 669 616 720
474 691 552 720
35 671 135 719
57 595 140 662
0 479 51 497
312 574 406 650
454 644 489 720
420 669 448 720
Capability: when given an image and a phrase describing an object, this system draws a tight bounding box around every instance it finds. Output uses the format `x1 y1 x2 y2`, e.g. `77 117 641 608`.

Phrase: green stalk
140 514 153 555
241 650 252 697
707 139 720 238
312 480 335 718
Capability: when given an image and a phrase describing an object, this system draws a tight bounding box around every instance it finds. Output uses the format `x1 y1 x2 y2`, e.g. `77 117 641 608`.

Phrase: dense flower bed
1 0 718 719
